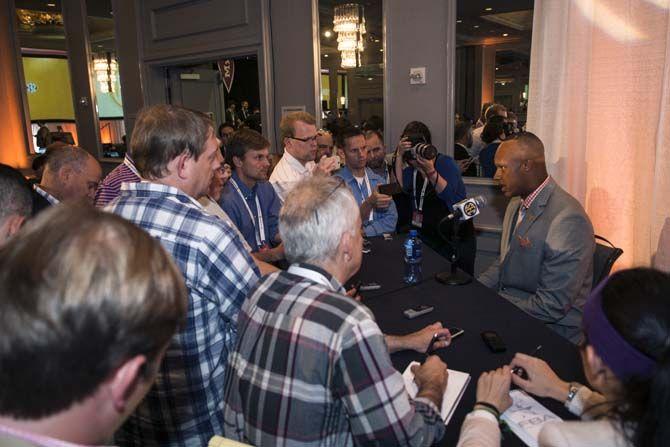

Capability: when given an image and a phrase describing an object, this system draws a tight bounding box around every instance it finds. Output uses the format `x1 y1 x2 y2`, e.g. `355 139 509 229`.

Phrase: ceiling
14 0 115 53
317 0 534 76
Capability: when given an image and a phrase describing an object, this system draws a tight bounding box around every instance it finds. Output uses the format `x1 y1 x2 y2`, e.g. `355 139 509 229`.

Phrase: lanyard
230 178 266 248
287 265 334 290
412 170 429 212
123 156 141 178
355 171 374 222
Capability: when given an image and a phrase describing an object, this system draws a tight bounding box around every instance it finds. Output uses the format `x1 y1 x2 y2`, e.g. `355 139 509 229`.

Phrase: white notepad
402 361 471 425
501 390 563 447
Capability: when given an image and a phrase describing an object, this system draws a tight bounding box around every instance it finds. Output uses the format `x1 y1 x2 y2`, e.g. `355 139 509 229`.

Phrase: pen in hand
512 345 542 380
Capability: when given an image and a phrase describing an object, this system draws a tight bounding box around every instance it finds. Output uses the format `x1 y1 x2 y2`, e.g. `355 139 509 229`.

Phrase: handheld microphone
447 195 487 221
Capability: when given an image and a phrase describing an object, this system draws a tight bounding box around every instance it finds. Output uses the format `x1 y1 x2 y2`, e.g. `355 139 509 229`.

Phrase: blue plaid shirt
106 182 260 447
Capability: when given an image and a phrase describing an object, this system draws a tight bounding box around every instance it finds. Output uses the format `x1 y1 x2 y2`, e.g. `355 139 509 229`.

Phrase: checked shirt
222 263 445 446
106 182 259 447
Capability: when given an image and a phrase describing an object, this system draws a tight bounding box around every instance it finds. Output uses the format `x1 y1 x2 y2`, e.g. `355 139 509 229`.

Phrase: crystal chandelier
93 52 118 93
333 3 366 68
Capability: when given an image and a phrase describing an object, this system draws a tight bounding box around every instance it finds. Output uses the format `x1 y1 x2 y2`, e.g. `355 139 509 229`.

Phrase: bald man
32 145 102 215
478 133 594 343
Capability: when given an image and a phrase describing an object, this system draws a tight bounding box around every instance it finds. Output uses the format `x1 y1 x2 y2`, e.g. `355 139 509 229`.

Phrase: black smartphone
378 182 403 196
481 331 507 353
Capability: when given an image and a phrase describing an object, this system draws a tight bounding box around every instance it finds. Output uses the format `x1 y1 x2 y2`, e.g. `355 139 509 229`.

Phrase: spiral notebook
402 361 471 425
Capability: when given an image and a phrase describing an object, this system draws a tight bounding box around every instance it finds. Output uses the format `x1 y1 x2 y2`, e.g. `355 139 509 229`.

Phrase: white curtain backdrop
527 0 670 271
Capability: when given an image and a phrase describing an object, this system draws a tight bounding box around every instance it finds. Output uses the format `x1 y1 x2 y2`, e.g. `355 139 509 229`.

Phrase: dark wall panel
140 0 261 62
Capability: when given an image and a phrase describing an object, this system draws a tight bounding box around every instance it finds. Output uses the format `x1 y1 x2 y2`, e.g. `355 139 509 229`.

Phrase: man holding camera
394 121 477 275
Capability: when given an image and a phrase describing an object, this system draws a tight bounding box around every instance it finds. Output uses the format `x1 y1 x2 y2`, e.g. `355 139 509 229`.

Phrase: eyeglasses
314 178 345 225
290 135 318 143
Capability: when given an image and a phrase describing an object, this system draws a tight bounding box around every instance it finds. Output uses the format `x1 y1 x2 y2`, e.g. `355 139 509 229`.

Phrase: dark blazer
454 143 477 177
478 178 595 343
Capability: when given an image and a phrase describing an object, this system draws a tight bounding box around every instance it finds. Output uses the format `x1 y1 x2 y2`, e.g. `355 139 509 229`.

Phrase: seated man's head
0 204 187 444
40 145 102 204
280 176 362 283
454 119 473 148
280 111 318 164
227 128 272 186
364 129 386 169
494 132 547 198
316 129 334 161
0 164 32 246
132 104 220 199
337 126 367 173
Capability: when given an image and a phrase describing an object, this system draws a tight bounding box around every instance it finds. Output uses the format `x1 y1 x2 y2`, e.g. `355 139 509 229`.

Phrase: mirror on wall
318 0 384 132
454 0 534 178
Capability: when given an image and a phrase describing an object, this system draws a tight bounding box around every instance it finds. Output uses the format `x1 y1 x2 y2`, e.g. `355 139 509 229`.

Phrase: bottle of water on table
403 229 423 284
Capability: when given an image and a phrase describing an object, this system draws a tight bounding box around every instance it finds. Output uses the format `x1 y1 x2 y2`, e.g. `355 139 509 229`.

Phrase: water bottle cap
409 229 418 237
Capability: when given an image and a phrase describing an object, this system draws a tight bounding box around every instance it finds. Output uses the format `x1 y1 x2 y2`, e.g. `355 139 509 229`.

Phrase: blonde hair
279 111 316 146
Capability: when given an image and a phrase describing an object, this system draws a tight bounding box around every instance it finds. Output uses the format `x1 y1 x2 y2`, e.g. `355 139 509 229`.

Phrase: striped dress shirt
94 154 141 207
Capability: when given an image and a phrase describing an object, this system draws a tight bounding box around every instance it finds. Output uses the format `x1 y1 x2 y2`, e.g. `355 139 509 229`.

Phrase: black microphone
446 195 487 221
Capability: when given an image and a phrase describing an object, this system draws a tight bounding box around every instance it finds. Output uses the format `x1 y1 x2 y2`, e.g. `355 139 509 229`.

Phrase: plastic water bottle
403 230 423 284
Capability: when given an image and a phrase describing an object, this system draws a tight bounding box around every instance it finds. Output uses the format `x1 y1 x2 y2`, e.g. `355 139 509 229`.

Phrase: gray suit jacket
478 178 594 343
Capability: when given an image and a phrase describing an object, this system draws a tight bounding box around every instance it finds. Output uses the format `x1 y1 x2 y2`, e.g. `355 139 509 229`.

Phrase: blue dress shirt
335 166 398 236
220 172 281 252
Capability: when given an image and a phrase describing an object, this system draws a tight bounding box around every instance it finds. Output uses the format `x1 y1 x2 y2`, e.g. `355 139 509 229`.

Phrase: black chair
593 235 623 288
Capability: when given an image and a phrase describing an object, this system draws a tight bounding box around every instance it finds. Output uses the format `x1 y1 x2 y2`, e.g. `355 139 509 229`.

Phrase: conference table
352 235 586 447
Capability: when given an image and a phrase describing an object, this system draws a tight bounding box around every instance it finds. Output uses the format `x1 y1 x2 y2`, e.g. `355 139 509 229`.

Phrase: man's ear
169 152 191 180
108 355 148 413
6 215 26 240
59 166 73 184
338 230 353 263
584 345 612 384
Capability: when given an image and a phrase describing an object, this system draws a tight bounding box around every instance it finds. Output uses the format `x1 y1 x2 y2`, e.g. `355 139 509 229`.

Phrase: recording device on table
401 133 438 163
481 330 507 353
435 195 488 286
403 304 434 319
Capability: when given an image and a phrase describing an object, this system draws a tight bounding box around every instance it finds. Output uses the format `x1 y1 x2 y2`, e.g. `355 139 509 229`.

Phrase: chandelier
93 52 118 93
333 3 366 68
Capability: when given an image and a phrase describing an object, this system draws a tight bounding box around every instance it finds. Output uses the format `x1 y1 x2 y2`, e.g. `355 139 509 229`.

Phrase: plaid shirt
106 182 260 447
222 263 445 446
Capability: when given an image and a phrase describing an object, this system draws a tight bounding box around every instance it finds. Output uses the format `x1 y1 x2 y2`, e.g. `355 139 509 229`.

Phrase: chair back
593 235 623 288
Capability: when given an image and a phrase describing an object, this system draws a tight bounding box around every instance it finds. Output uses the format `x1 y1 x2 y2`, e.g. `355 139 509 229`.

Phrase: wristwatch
566 382 581 403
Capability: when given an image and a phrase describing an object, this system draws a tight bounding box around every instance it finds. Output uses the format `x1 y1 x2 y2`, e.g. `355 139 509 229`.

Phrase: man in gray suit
478 133 594 343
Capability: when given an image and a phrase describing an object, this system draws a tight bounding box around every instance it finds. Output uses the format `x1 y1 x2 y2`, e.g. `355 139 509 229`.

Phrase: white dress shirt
269 150 315 202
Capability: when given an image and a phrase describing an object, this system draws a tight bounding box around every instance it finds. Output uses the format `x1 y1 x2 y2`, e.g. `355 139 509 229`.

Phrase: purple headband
582 276 657 380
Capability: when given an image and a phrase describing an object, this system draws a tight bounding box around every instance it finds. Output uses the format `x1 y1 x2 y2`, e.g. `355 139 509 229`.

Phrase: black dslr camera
402 133 438 163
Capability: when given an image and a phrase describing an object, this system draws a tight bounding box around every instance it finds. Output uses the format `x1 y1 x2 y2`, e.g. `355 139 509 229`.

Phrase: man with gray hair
0 164 32 246
32 144 102 215
223 175 450 446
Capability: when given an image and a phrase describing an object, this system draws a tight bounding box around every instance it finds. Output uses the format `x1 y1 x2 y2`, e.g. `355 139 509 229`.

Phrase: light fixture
484 7 493 11
379 48 383 52
324 54 329 58
502 33 509 37
93 52 118 93
367 77 373 81
340 96 346 106
324 30 332 38
473 25 480 28
47 2 56 6
495 67 499 70
456 19 462 23
333 3 366 68
374 38 380 42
